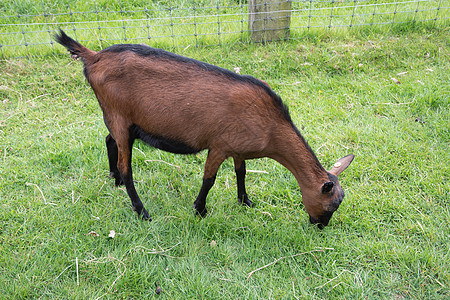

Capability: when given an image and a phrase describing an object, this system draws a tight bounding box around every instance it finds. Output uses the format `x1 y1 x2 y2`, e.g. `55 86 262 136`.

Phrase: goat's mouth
309 211 334 229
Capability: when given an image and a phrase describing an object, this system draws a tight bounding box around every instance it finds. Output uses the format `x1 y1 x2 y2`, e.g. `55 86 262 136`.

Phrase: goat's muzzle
309 211 334 229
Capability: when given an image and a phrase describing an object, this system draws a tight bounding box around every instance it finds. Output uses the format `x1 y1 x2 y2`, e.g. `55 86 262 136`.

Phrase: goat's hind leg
106 134 123 186
234 159 253 207
114 129 150 220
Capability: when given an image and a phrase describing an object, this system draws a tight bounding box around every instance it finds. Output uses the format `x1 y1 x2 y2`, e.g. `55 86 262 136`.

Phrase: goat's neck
269 125 328 190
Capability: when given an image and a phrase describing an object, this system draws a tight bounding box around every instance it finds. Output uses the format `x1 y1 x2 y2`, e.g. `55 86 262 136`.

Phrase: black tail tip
53 28 82 59
53 28 69 45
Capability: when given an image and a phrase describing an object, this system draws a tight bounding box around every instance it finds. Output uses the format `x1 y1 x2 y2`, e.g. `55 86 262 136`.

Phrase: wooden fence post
248 0 292 43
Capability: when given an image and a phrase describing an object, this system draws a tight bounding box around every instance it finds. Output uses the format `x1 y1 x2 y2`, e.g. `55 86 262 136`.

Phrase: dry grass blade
133 242 183 258
247 249 333 280
82 254 127 291
246 169 269 174
25 182 57 206
53 264 74 282
76 257 79 286
145 159 181 170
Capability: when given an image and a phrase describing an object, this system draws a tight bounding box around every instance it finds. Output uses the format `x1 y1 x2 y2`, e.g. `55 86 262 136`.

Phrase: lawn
0 23 449 298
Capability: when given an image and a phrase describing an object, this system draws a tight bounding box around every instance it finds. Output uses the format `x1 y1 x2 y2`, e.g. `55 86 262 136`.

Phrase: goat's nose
309 216 319 224
309 216 326 229
309 212 333 229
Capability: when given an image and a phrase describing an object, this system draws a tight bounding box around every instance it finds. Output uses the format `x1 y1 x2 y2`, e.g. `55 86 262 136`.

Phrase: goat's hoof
239 195 253 208
193 204 207 217
140 208 151 221
109 172 124 186
114 180 124 186
134 207 151 221
195 209 207 217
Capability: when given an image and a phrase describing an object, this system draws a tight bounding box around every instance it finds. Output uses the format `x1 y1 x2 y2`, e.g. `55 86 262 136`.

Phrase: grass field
0 22 449 298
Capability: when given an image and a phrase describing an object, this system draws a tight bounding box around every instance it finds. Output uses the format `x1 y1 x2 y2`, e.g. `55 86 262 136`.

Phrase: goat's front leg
106 134 123 186
114 130 150 220
233 159 253 207
193 149 226 217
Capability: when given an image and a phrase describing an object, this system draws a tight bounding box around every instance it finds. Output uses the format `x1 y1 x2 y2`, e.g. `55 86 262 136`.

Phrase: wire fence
0 0 448 57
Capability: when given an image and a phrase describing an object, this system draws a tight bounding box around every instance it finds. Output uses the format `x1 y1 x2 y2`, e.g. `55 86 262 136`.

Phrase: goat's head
302 154 354 229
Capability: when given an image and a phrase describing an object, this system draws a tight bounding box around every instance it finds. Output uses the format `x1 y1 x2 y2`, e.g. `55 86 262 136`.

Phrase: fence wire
0 0 447 57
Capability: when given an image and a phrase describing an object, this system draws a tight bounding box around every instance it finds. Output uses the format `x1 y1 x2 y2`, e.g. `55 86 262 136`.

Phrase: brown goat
54 29 354 228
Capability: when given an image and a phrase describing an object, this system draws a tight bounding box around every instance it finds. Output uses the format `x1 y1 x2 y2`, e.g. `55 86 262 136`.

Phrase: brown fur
54 30 354 227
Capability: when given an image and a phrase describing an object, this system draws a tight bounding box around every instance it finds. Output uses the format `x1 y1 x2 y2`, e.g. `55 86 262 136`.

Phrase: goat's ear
329 154 355 176
322 181 334 194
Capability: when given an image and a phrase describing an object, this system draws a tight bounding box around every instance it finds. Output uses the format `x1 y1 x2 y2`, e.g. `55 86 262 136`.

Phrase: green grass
1 0 448 57
0 25 449 298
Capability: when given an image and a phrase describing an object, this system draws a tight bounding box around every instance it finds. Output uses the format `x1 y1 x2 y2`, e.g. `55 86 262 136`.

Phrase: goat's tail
54 29 96 63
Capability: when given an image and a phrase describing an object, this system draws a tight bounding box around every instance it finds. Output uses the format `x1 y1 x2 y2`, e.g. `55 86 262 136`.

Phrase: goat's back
86 44 291 156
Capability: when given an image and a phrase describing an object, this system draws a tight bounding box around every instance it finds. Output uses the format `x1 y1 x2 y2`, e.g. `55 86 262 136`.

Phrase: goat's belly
133 125 203 154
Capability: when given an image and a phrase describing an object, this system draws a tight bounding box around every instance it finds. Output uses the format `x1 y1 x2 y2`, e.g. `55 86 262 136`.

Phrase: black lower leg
106 134 123 186
235 161 253 207
121 169 150 221
193 176 216 217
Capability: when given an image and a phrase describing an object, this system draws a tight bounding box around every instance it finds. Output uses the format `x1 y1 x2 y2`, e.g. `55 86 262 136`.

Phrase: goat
54 29 354 228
